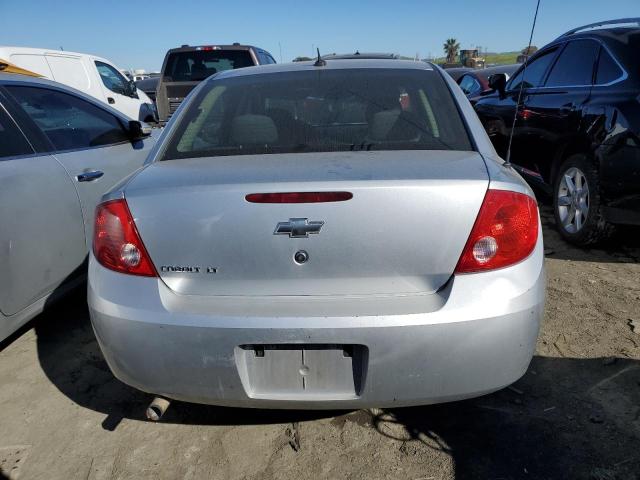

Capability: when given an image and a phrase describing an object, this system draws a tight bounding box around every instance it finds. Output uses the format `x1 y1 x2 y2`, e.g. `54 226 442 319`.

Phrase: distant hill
429 51 520 66
484 51 520 65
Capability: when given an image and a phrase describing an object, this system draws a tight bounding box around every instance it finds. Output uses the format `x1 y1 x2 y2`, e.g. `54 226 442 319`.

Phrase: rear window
596 47 624 85
163 50 254 82
161 68 473 160
545 40 599 87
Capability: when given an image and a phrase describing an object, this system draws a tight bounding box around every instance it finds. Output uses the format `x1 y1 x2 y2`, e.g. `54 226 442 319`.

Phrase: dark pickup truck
156 44 276 124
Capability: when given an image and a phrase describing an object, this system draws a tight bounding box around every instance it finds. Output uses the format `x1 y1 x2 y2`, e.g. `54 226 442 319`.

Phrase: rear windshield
163 50 254 82
161 68 473 160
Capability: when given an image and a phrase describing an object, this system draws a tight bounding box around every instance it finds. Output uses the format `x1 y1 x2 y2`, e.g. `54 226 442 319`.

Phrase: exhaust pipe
146 396 171 421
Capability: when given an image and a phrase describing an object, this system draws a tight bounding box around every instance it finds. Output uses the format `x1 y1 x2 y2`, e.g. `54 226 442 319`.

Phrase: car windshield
161 68 473 160
164 50 254 82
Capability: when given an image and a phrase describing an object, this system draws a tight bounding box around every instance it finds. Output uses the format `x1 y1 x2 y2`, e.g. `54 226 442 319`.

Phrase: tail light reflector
455 189 539 274
517 108 535 121
246 192 353 203
93 199 157 277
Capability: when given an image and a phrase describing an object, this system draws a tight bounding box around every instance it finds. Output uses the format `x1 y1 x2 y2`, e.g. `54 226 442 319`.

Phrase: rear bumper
88 239 545 409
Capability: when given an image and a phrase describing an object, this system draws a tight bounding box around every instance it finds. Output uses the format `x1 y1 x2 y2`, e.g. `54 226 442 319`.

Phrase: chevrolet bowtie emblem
274 218 324 238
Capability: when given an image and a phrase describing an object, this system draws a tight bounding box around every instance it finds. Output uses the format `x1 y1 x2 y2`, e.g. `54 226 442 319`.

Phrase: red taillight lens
245 192 353 203
517 108 535 121
455 189 539 274
93 199 157 277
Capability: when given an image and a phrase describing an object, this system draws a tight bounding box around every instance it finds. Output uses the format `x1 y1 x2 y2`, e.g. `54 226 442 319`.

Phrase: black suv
474 19 640 245
156 44 276 124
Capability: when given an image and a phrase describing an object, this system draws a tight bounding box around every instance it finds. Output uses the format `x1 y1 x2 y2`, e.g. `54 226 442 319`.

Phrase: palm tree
443 38 460 64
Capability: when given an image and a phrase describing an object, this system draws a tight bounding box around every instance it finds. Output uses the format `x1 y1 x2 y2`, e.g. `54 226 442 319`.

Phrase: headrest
368 109 401 141
231 114 278 145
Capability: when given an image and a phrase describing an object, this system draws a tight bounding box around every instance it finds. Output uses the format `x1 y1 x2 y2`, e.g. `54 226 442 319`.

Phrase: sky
1 0 639 72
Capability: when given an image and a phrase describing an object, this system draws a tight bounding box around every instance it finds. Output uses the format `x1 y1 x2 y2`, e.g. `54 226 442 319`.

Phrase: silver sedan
88 60 545 409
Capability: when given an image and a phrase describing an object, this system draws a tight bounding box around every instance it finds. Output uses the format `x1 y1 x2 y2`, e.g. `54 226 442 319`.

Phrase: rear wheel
553 153 613 245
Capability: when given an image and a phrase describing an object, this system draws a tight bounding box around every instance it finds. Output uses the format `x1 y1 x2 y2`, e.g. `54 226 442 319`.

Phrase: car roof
552 26 640 45
0 45 116 64
0 46 129 77
321 52 401 60
442 67 472 80
0 72 131 121
211 59 434 80
444 67 472 73
555 18 640 39
0 46 88 57
464 64 520 81
135 76 159 88
166 44 258 54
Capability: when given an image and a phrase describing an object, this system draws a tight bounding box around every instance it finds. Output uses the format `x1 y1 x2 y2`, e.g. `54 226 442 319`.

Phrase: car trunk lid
125 150 488 297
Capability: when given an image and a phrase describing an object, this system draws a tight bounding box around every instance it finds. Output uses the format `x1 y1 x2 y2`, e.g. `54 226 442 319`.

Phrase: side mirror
127 80 139 98
127 120 152 141
488 73 507 97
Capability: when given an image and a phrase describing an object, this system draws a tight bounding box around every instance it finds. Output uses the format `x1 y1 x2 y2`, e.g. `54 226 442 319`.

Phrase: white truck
0 46 156 122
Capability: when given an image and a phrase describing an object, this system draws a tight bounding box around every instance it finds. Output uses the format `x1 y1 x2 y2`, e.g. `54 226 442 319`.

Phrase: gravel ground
1 206 639 480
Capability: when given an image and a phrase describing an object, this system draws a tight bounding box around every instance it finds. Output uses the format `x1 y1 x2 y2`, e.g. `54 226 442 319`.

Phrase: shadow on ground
24 287 640 479
539 205 640 264
371 356 640 479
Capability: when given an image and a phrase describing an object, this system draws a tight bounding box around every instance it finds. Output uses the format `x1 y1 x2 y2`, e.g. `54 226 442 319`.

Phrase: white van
0 46 157 122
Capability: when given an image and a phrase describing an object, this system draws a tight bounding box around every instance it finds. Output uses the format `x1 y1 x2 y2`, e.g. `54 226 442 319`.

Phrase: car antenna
314 48 326 67
504 0 541 169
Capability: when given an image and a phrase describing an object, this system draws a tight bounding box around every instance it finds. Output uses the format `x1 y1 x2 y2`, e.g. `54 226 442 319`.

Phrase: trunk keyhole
294 250 309 265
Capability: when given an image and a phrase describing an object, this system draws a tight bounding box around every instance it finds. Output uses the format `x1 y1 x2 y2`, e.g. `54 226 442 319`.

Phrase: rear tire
552 153 613 246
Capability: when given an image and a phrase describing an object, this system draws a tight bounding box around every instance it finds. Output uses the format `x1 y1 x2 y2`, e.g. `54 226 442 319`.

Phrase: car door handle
107 97 115 104
76 170 104 182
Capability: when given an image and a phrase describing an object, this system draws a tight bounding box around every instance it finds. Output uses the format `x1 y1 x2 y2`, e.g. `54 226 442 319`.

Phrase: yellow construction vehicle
0 59 41 77
460 49 485 69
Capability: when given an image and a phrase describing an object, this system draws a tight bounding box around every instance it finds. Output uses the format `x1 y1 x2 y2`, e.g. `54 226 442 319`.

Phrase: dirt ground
1 206 639 480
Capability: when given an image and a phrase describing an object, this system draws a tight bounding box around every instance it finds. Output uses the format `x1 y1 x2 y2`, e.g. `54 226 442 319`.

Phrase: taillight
517 108 535 121
93 199 157 277
246 192 353 203
455 189 539 274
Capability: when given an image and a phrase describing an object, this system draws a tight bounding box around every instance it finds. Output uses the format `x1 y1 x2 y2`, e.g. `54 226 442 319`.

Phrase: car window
162 68 473 161
508 47 558 90
596 47 624 85
545 40 599 87
256 51 276 65
0 106 34 158
164 50 254 82
459 75 481 95
95 61 129 95
6 86 129 151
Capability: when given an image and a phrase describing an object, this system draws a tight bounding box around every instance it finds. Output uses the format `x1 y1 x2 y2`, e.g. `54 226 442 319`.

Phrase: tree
292 56 312 62
443 38 460 64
